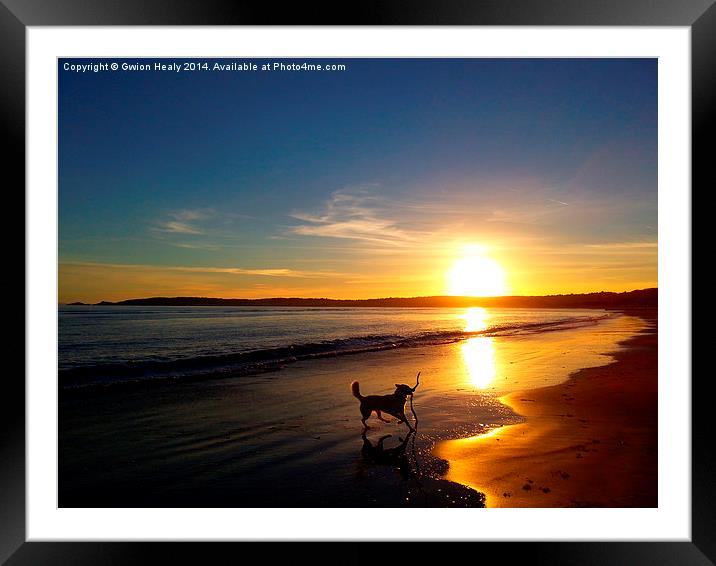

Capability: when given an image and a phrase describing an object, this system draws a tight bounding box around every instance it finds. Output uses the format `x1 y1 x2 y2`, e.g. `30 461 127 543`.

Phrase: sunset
58 59 656 304
447 247 509 297
59 57 657 510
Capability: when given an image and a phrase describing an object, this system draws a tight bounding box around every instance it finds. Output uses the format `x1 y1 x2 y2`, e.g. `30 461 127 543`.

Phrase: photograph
57 57 658 509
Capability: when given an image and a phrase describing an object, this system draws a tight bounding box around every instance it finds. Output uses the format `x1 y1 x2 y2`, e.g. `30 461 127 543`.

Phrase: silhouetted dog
350 375 419 430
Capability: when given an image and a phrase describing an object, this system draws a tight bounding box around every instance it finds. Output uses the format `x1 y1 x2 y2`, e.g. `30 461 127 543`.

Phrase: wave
59 313 613 389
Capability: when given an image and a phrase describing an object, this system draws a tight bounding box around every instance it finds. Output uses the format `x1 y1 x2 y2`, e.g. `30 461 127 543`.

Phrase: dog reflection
360 430 417 481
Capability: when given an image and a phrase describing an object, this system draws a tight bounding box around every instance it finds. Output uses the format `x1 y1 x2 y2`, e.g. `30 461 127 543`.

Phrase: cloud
287 180 657 257
60 262 340 279
152 208 216 235
159 221 204 235
169 242 222 250
287 184 582 250
172 266 340 278
584 242 657 250
289 187 421 247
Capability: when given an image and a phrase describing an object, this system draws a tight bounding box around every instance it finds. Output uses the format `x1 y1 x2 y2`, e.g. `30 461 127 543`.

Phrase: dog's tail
350 380 363 400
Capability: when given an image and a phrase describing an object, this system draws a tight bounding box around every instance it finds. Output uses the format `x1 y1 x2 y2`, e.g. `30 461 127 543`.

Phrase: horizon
62 286 657 305
59 58 657 304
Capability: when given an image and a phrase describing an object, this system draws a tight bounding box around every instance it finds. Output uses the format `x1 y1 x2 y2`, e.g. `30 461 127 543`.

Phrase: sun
447 253 508 297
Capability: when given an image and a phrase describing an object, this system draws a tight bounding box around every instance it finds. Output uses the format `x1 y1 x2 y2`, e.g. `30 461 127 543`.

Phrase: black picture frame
4 1 704 563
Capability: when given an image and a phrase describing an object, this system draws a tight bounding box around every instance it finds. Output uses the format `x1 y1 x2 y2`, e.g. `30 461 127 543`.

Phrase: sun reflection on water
461 307 489 332
460 308 497 389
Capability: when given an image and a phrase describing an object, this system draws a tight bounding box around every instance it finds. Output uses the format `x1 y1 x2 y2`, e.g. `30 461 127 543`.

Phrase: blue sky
58 58 657 302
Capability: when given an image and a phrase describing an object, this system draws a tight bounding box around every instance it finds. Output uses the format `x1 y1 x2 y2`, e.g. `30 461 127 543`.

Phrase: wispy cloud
169 242 222 251
159 221 204 235
289 187 422 247
152 208 216 235
287 181 656 256
172 266 340 278
61 261 341 279
287 184 585 250
584 242 657 250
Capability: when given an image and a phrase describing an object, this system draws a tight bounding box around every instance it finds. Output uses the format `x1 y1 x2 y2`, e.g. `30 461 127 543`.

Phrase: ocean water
58 306 616 388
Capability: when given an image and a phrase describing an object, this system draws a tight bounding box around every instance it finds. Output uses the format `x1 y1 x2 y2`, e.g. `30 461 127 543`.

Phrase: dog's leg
398 411 415 431
361 405 372 430
375 410 390 423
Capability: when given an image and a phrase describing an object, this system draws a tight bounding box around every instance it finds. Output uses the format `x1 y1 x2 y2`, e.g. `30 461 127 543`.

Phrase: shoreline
59 308 627 393
434 309 657 507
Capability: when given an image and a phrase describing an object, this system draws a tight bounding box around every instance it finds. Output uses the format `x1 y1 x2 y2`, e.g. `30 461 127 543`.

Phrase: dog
350 372 419 430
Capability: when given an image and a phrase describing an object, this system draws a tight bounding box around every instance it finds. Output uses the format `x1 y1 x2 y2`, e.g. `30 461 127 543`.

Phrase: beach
59 308 656 508
435 310 658 507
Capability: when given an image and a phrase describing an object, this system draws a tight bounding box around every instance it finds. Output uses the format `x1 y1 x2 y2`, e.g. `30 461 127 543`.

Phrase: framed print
6 0 706 563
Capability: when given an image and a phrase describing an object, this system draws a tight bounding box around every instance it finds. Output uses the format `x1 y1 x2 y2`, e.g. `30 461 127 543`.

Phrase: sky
59 58 657 303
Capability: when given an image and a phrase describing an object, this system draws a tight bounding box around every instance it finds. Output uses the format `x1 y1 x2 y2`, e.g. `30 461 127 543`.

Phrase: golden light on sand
462 337 497 389
460 307 497 389
447 251 508 297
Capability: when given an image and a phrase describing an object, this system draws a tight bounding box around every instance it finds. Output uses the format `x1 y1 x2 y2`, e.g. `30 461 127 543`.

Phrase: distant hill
83 288 657 309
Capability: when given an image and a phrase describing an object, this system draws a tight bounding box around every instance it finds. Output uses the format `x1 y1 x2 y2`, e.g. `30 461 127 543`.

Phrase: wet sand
59 343 498 507
59 310 656 508
434 310 657 507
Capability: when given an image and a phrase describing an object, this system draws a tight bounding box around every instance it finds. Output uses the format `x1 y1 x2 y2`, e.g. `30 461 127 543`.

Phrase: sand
435 311 658 507
59 310 657 508
59 343 496 507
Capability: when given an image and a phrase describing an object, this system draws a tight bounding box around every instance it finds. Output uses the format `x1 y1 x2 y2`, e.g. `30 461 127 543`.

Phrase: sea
58 305 617 388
